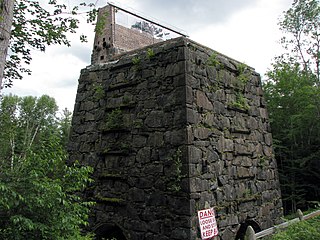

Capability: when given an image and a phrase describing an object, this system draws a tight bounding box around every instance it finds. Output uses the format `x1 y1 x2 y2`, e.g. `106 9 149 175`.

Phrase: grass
266 214 320 240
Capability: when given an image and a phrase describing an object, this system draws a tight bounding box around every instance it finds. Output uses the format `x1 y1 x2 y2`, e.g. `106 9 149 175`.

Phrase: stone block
214 100 226 114
136 147 151 164
188 146 202 163
237 167 251 178
190 178 209 192
224 138 234 152
148 132 164 147
186 108 199 124
264 133 273 146
204 149 220 163
132 135 147 148
145 110 164 128
189 164 201 177
196 90 214 110
194 127 212 140
170 228 188 239
219 214 239 228
129 187 145 202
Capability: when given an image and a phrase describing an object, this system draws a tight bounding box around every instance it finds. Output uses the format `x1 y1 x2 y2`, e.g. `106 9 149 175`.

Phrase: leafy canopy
263 0 320 214
0 94 94 239
3 0 100 88
278 0 320 83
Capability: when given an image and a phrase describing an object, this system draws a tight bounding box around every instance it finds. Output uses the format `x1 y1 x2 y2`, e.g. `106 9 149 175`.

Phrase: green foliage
146 48 155 59
95 9 108 35
58 108 73 147
122 95 130 105
168 149 184 192
229 92 249 111
133 119 143 129
0 139 94 240
257 155 268 167
206 52 224 73
0 94 59 163
207 83 219 93
4 1 99 88
105 108 123 130
0 94 94 239
132 56 141 72
268 216 320 240
207 53 222 68
264 0 320 214
243 189 252 198
236 62 251 87
132 56 141 65
279 0 320 82
237 62 247 74
96 195 124 204
93 83 105 100
264 60 320 213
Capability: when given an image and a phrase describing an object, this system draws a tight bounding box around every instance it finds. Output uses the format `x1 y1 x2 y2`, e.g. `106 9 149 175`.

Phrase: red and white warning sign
198 208 219 239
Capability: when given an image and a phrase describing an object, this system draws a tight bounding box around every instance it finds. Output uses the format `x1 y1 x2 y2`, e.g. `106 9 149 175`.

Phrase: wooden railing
244 209 320 240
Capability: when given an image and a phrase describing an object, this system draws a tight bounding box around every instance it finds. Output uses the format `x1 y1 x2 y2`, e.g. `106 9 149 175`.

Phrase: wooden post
297 209 303 221
244 225 256 240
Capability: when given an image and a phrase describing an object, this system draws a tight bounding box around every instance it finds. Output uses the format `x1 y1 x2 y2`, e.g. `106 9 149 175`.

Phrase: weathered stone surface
145 111 164 128
186 108 199 124
188 146 202 164
196 90 214 110
194 127 212 140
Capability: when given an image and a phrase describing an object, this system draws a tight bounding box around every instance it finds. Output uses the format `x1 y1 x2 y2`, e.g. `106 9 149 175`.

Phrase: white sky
3 0 293 111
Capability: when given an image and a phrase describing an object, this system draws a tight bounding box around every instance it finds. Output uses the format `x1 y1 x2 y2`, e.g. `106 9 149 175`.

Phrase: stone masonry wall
70 38 192 240
184 41 283 239
68 37 283 240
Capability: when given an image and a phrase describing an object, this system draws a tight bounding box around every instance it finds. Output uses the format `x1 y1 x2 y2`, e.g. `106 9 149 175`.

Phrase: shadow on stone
94 223 127 240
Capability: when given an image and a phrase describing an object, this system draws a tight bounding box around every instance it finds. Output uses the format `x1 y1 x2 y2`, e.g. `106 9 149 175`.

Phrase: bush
0 135 94 240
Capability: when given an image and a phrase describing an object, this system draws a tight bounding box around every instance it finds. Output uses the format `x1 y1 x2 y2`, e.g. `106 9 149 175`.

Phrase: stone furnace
68 4 283 240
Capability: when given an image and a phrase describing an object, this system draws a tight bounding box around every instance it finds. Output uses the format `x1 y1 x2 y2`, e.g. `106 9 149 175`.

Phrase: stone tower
68 4 283 240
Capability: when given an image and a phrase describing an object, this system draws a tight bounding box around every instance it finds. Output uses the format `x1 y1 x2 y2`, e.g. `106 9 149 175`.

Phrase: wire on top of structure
107 1 189 38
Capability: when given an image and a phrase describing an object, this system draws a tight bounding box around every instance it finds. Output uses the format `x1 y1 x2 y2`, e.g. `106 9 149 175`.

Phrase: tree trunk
0 0 14 91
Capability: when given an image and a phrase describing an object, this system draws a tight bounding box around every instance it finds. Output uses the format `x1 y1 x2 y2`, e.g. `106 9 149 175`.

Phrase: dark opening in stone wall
95 223 127 240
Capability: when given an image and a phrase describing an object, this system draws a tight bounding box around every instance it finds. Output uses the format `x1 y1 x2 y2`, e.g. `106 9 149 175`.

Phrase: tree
264 61 320 213
264 0 320 214
0 94 59 165
1 0 99 90
0 0 14 90
58 107 73 148
0 94 94 239
279 0 320 83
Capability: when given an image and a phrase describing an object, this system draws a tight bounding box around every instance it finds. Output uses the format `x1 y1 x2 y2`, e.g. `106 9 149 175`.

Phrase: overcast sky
3 0 293 111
